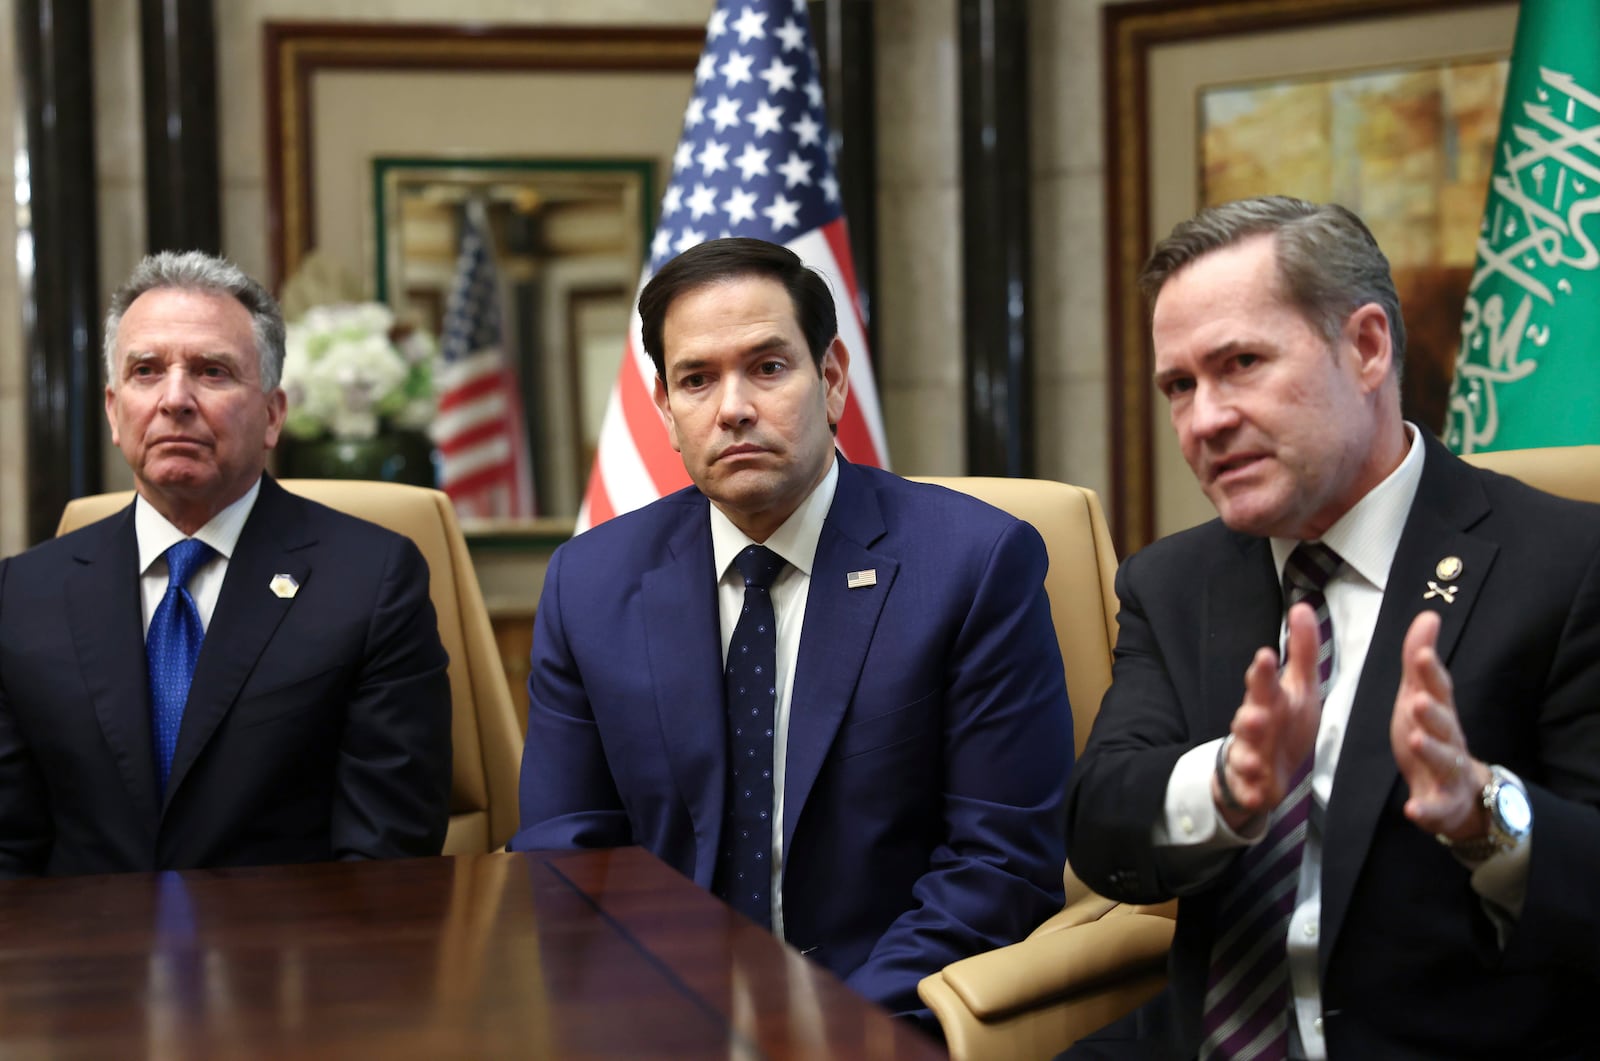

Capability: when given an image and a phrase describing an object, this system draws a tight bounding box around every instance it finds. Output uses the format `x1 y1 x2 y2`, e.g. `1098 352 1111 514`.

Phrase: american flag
576 0 888 532
432 200 535 518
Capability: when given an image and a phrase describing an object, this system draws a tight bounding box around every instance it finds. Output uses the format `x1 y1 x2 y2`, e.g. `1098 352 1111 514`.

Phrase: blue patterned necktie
1200 542 1341 1061
713 544 786 928
147 538 215 794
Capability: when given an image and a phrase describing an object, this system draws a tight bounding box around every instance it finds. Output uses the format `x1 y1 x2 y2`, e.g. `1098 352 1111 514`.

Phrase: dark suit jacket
0 475 453 876
1065 434 1600 1059
510 458 1073 1018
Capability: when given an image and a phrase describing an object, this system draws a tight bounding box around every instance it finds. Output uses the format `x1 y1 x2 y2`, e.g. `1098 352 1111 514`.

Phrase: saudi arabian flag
1446 0 1600 454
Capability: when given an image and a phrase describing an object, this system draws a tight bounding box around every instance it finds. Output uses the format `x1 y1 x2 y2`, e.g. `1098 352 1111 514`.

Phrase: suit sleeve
1502 543 1600 973
1065 549 1233 905
508 543 633 850
843 518 1073 1017
329 534 452 859
0 558 52 877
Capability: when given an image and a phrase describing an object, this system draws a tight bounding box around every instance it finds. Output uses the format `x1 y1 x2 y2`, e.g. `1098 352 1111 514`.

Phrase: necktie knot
733 544 784 591
1284 541 1341 601
164 538 214 589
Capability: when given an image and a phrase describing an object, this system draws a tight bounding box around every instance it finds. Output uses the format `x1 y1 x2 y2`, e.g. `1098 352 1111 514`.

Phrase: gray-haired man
0 251 452 876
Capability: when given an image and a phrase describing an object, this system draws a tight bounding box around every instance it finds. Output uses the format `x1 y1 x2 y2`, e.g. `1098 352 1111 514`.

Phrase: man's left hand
1391 610 1490 842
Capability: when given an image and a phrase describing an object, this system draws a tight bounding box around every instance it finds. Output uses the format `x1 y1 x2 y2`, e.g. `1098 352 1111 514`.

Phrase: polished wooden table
0 848 946 1058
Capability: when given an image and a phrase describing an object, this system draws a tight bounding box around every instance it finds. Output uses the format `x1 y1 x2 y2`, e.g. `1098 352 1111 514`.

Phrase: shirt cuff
1155 738 1265 848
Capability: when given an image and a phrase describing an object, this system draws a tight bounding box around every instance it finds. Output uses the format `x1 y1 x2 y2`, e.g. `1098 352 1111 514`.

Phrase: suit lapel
640 498 728 885
1319 436 1495 972
164 478 312 808
782 461 896 858
1200 533 1282 740
66 505 162 823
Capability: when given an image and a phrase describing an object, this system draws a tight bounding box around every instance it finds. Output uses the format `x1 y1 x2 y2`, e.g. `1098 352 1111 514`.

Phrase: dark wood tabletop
0 847 947 1059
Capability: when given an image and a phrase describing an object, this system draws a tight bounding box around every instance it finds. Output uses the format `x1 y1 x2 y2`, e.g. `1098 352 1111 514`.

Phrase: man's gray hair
1139 195 1408 375
103 251 286 391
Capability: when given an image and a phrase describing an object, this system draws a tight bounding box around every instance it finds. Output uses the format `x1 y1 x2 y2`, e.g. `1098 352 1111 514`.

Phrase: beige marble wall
870 0 1120 495
95 0 144 494
2 0 1134 554
1030 0 1117 502
0 1 22 557
873 0 964 476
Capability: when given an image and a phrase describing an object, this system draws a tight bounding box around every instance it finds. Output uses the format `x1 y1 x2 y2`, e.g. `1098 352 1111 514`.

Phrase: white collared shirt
1156 425 1533 1059
135 478 262 636
709 457 839 938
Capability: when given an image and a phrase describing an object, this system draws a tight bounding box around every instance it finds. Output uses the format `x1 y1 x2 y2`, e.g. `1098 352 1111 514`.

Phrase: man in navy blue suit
510 237 1073 1023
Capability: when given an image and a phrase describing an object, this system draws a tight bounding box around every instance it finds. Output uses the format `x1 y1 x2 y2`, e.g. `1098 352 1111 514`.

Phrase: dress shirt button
1313 1016 1325 1036
1179 814 1195 835
1303 921 1317 939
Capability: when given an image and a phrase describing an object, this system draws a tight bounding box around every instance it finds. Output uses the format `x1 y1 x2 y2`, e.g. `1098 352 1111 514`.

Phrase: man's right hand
1212 601 1323 831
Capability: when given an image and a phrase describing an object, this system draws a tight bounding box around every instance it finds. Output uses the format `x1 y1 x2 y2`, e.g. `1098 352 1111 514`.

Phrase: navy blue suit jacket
0 475 453 876
1066 435 1600 1059
511 458 1073 1017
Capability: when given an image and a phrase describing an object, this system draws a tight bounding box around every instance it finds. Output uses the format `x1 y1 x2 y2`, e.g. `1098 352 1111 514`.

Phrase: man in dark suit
1065 197 1600 1059
510 237 1073 1022
0 251 452 876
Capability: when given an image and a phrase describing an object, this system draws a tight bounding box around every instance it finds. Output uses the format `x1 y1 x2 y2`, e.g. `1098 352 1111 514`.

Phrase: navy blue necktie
148 538 214 794
714 544 786 928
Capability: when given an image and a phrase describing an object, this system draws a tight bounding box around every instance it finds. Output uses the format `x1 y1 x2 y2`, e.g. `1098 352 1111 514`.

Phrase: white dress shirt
710 457 839 936
1155 426 1531 1059
135 478 262 637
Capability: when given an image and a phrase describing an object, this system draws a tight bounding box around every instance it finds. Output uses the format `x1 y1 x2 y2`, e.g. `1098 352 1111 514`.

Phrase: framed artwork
373 157 652 517
1103 0 1518 549
262 21 701 523
264 21 701 291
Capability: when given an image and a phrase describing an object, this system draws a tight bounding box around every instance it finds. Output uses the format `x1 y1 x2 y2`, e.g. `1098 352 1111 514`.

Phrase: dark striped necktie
1199 542 1341 1061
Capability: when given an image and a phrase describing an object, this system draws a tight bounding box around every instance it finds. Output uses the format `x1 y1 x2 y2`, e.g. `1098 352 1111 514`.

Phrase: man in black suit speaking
0 251 452 876
1065 197 1600 1059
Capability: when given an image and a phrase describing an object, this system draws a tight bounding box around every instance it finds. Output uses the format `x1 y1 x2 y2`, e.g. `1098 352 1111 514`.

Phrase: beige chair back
56 479 523 854
911 477 1119 760
1461 444 1600 503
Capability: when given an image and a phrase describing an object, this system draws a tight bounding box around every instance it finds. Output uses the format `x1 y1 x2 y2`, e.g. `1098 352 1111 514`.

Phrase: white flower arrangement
280 303 439 442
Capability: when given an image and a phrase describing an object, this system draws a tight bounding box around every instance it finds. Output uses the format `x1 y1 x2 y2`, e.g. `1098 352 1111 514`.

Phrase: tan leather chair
57 479 523 855
1462 444 1600 502
913 447 1600 1059
909 477 1175 1061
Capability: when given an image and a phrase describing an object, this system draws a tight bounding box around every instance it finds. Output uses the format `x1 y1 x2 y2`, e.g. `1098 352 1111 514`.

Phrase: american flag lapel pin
846 569 877 589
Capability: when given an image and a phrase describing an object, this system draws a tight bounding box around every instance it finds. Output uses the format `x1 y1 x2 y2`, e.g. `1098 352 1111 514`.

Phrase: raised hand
1213 602 1324 830
1391 609 1489 840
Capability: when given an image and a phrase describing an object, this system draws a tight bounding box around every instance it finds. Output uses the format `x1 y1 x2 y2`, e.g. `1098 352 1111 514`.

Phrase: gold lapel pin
269 574 300 600
846 569 877 589
1423 580 1459 604
1435 556 1463 581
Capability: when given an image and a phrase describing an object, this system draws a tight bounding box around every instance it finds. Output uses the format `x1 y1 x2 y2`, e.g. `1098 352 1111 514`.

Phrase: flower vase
283 430 436 489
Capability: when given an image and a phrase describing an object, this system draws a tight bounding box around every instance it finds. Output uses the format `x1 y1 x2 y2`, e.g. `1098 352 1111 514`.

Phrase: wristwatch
1440 765 1532 862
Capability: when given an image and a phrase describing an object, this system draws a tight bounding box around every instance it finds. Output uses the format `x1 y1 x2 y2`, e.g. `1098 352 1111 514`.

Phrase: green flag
1447 0 1600 454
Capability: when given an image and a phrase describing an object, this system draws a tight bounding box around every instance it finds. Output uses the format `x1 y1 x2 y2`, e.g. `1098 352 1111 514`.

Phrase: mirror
374 158 650 518
263 20 701 526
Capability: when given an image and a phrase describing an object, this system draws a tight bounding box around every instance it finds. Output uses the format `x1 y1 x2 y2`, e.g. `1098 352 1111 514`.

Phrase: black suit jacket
0 475 453 876
1066 435 1600 1059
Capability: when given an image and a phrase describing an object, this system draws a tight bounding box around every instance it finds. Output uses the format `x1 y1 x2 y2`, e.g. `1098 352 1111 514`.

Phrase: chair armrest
935 910 1174 1021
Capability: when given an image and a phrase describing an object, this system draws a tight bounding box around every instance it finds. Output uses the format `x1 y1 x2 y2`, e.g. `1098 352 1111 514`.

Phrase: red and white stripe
435 349 535 519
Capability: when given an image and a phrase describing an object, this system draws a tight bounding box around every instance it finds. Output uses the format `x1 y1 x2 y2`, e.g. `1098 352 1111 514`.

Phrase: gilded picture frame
1103 0 1518 550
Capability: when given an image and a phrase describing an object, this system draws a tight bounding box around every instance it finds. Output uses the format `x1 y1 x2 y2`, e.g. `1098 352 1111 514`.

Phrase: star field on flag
576 0 888 532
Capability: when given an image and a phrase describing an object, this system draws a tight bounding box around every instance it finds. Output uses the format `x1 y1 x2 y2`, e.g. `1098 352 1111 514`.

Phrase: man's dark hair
638 237 838 384
1139 195 1408 376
